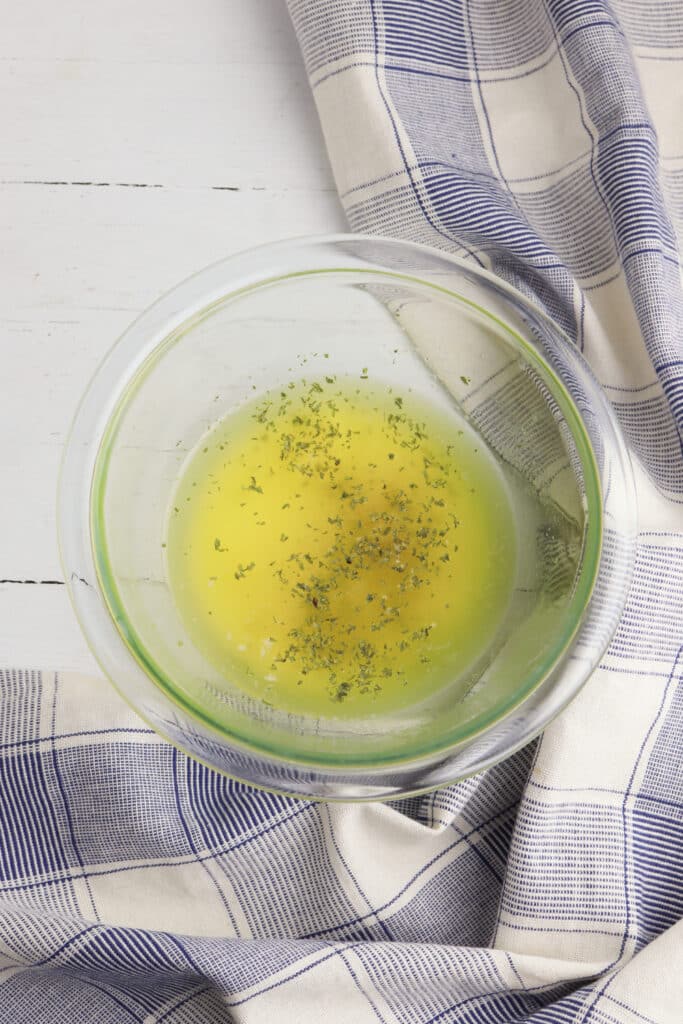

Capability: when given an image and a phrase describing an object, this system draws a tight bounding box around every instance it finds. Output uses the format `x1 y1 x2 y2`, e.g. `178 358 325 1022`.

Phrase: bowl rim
58 233 622 774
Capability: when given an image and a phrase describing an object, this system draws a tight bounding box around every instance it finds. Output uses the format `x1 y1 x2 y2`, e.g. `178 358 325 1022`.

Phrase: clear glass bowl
58 235 636 800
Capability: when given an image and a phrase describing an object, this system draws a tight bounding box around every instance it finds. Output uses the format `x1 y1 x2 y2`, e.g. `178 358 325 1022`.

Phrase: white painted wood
4 0 308 65
0 0 333 190
0 585 100 673
0 0 346 670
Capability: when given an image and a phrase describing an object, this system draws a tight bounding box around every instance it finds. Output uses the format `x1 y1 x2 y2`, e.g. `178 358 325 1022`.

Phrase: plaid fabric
2 2 683 1020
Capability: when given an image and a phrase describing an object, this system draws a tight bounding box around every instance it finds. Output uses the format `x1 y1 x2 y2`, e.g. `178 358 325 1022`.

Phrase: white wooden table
0 0 346 672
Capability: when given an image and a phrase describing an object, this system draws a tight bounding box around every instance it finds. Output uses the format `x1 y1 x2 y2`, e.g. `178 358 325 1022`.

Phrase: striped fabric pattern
2 2 683 1020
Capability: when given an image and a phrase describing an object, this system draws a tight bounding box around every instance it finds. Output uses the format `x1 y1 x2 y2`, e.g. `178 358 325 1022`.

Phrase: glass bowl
58 235 636 800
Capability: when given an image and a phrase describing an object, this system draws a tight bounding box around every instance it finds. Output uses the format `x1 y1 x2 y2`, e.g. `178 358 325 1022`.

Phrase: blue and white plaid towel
2 2 683 1020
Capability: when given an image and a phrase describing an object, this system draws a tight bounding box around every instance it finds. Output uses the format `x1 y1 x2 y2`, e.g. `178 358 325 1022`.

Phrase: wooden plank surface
0 0 346 670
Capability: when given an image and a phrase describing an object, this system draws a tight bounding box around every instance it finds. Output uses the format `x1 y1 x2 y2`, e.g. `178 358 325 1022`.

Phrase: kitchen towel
0 2 682 1020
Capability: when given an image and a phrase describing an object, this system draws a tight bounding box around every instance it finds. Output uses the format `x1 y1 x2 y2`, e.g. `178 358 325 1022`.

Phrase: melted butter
167 377 517 718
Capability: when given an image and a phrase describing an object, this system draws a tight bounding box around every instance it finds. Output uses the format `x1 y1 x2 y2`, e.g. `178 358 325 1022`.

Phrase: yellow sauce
167 377 517 718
